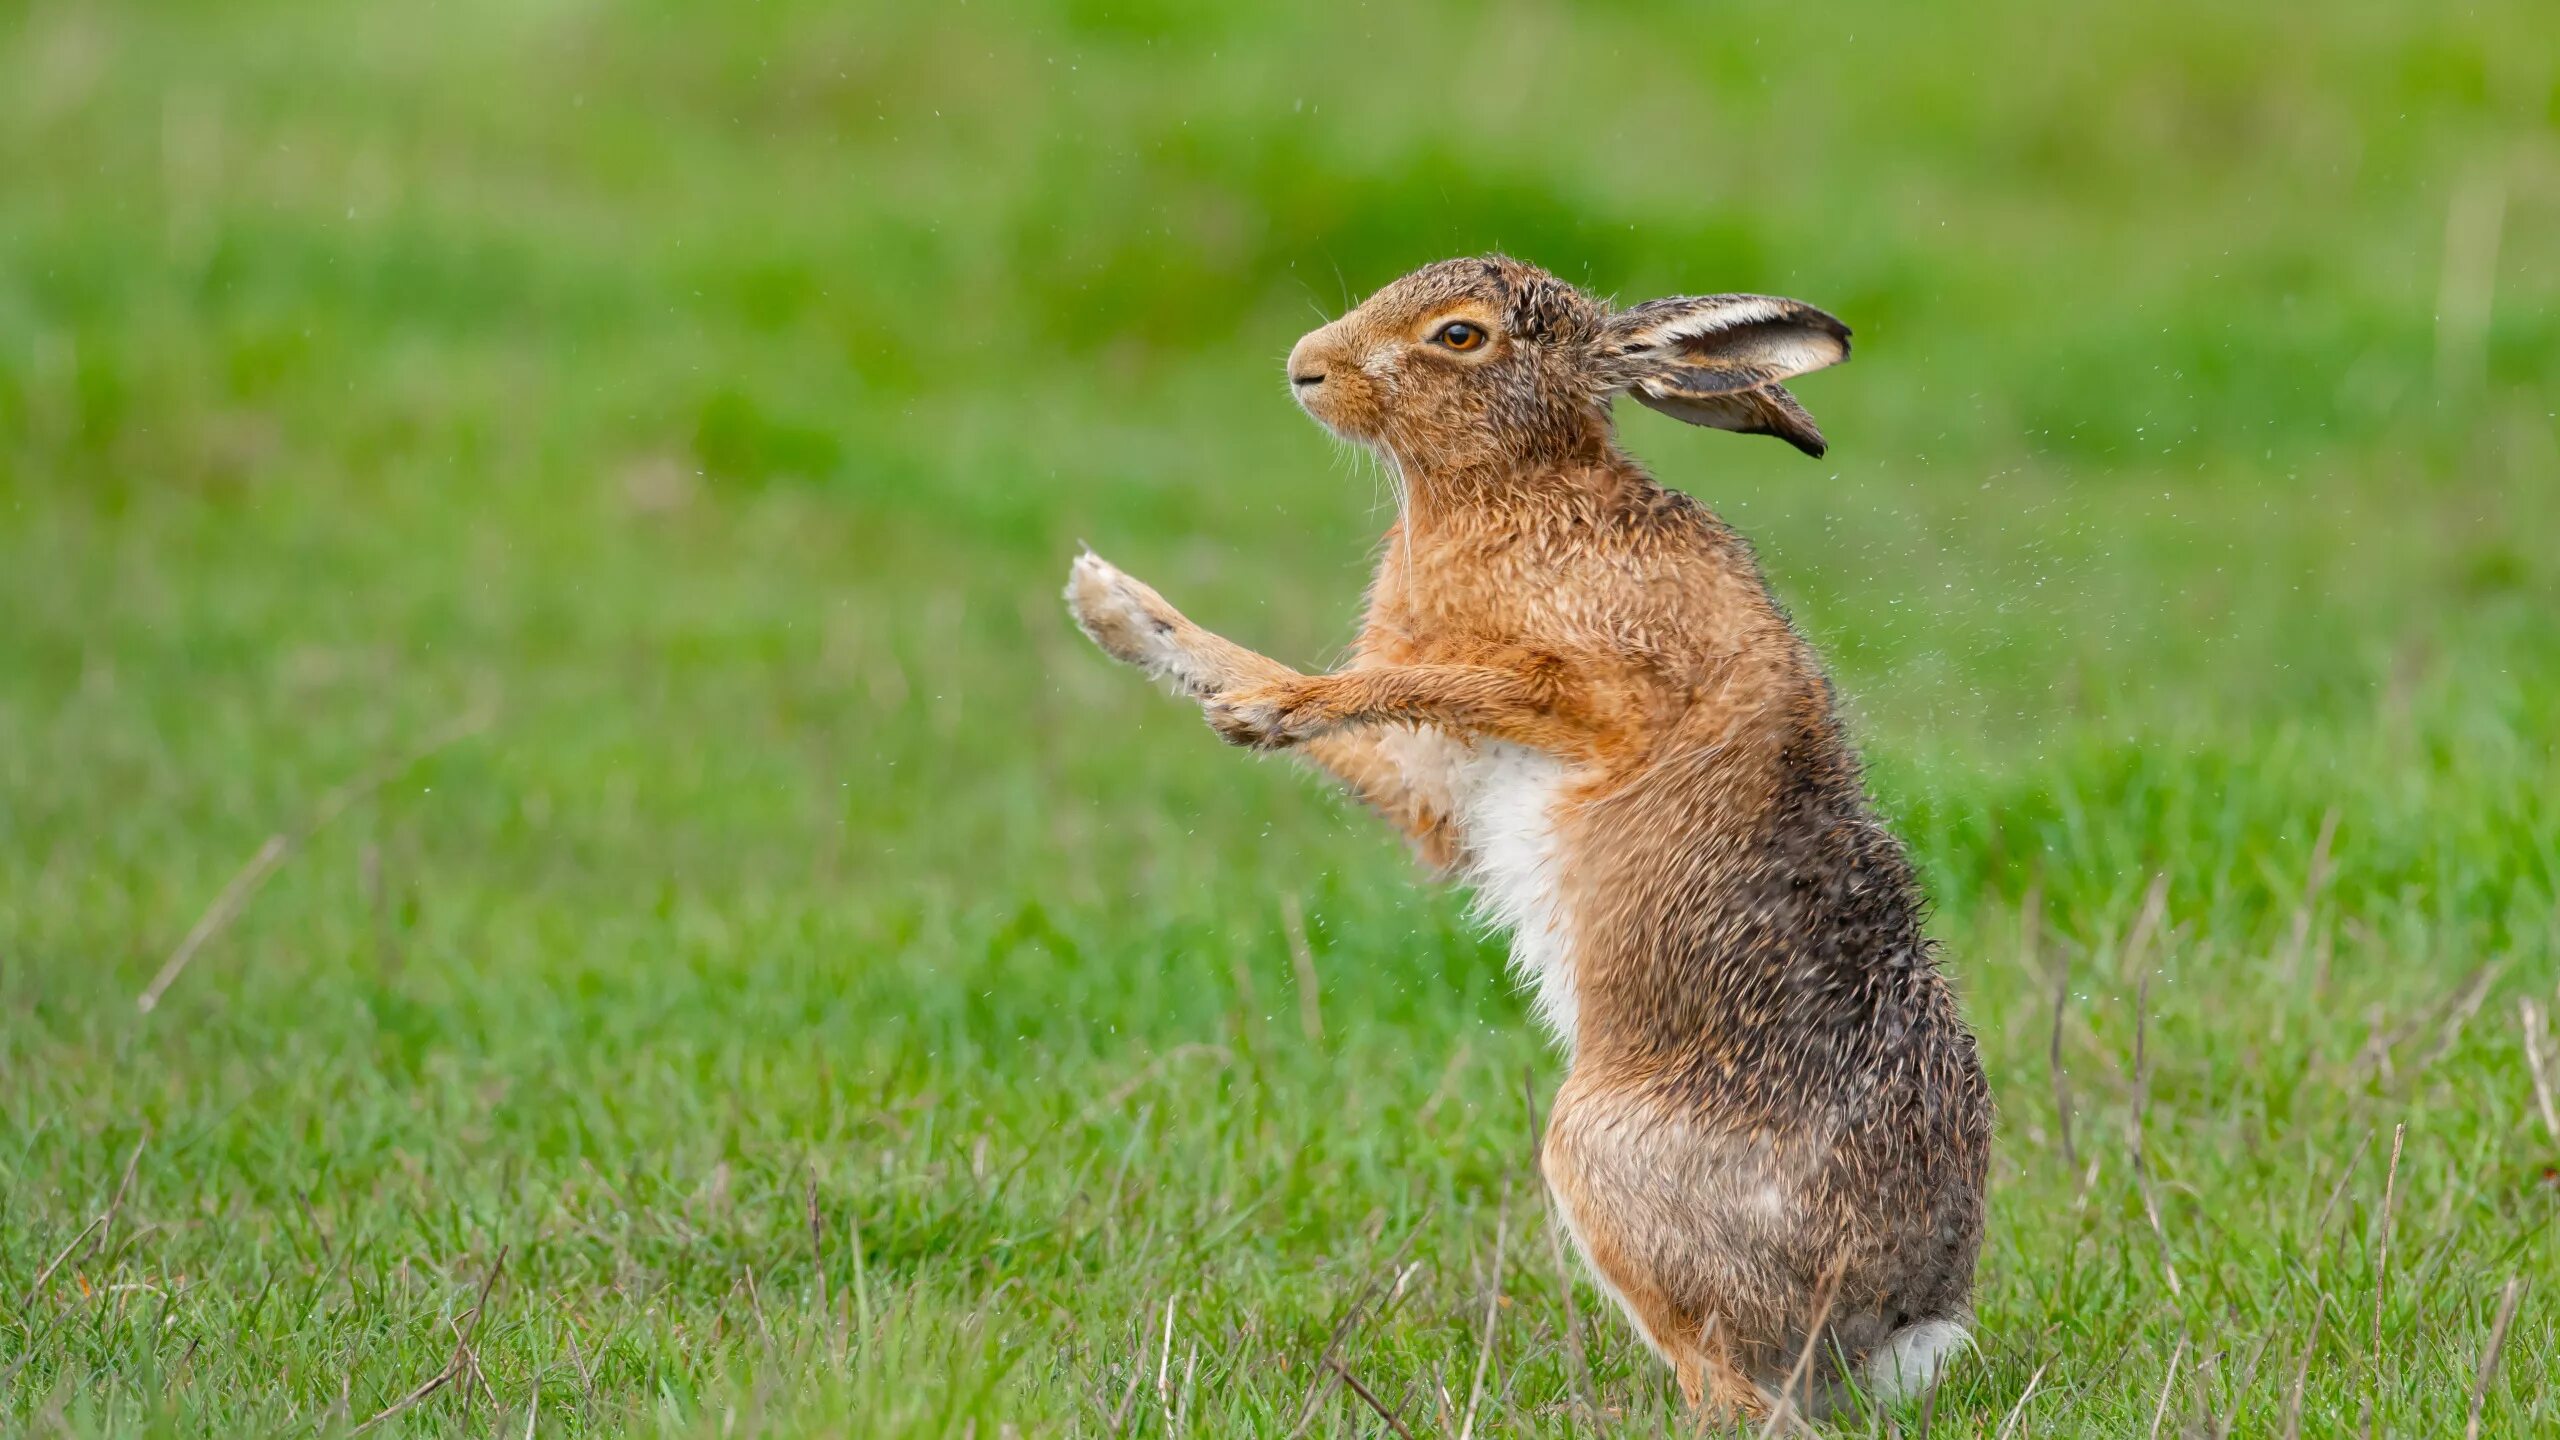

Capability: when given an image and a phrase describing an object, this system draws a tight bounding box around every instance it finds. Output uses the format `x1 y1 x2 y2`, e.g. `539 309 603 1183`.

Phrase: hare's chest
1382 728 1579 1049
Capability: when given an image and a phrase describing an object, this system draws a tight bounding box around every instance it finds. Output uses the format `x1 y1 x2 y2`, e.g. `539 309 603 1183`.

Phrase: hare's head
1287 256 1851 470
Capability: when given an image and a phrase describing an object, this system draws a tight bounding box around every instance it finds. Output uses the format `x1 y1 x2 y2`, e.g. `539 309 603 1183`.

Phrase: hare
1065 256 1990 1421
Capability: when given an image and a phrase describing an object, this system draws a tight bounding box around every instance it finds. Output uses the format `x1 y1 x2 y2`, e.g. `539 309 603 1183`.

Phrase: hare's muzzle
1286 326 1372 437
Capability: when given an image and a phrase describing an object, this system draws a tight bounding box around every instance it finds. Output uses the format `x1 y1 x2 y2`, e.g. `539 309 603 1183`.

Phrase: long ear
1597 295 1851 457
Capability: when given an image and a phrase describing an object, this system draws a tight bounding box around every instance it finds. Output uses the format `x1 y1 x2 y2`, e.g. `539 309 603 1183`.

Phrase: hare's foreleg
1203 661 1586 754
1066 551 1292 698
1294 730 1463 868
1065 552 1460 859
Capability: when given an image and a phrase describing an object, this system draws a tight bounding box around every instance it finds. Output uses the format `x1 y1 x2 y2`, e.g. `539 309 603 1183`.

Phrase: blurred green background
4 1 2555 1435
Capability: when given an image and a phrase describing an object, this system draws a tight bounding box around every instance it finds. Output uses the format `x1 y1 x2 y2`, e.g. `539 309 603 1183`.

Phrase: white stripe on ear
1599 294 1851 455
1617 295 1807 349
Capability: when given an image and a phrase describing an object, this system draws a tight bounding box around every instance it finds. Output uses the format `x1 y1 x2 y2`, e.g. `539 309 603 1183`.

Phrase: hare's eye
1433 321 1487 351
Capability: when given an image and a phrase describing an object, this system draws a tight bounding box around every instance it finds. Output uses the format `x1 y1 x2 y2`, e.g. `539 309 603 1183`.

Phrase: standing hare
1065 256 1990 1420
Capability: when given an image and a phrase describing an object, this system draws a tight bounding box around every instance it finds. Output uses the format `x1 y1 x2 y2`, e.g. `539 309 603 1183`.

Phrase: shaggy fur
1065 255 1991 1421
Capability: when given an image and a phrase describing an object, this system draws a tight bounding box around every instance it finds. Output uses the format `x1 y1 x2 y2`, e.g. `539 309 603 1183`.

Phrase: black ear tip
1791 434 1829 460
1778 300 1851 350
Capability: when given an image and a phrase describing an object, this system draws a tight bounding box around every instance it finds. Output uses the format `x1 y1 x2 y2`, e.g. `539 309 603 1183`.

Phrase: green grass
4 0 2557 1434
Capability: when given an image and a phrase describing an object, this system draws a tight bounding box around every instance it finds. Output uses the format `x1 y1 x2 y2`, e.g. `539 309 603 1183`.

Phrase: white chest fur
1380 729 1578 1049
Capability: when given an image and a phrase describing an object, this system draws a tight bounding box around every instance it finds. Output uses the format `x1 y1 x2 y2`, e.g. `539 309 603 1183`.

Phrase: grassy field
4 0 2557 1434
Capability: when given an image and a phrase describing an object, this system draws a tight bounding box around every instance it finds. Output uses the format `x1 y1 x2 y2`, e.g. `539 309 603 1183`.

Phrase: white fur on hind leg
1862 1319 1972 1404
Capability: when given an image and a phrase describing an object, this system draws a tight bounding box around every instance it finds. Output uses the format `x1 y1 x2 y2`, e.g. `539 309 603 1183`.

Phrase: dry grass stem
1281 892 1323 1042
2463 1275 2525 1440
137 708 494 1013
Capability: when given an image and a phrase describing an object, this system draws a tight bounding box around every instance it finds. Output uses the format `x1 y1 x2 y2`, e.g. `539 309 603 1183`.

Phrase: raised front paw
1203 680 1333 751
1064 551 1195 688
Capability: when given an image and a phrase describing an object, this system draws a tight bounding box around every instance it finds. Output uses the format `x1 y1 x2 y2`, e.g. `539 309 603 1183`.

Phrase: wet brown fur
1065 256 1991 1420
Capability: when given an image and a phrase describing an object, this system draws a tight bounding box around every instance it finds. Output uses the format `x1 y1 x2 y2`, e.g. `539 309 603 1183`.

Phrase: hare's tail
1860 1319 1972 1403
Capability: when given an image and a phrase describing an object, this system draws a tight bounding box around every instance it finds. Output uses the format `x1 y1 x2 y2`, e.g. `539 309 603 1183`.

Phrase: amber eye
1433 321 1488 351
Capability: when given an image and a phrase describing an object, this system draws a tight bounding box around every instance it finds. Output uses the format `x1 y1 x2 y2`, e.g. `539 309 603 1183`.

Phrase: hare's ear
1597 295 1851 457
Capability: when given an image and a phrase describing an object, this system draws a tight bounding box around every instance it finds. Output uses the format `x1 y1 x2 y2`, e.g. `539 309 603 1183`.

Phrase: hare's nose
1286 331 1337 388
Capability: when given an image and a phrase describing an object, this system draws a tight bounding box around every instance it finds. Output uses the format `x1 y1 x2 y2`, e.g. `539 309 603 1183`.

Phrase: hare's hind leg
1542 1085 1768 1422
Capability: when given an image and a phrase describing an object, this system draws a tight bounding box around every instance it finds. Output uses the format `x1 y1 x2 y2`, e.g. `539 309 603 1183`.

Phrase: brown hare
1065 256 1990 1421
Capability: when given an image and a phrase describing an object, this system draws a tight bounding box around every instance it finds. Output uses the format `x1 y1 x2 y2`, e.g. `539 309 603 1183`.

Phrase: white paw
1064 551 1197 689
